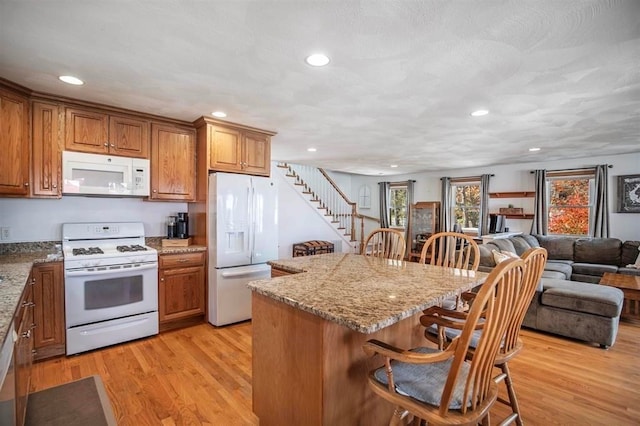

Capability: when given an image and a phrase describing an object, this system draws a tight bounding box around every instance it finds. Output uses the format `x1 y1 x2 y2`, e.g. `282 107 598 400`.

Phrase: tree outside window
548 176 593 235
452 183 480 229
389 186 408 228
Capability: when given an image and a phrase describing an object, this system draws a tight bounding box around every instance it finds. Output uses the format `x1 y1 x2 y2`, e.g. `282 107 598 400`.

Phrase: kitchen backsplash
0 197 186 243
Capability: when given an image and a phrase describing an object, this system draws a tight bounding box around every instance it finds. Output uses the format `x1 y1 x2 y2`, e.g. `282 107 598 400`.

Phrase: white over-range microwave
62 151 150 197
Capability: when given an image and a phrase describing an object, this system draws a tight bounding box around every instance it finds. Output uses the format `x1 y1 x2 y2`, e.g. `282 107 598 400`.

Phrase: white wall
0 197 187 242
346 152 640 241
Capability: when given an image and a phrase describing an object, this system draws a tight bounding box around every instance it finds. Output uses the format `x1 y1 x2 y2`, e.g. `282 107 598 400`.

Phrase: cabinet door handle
104 142 109 147
24 182 29 187
160 277 164 282
110 144 115 148
177 259 189 263
153 189 157 193
52 184 57 188
22 329 31 339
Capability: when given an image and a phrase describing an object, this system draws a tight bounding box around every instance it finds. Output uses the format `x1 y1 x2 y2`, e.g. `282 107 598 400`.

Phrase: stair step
277 164 289 168
286 174 296 178
331 221 339 224
337 227 346 230
295 183 306 186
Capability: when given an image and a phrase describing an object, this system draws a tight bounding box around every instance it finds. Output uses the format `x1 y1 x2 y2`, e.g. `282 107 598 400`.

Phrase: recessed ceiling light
470 109 489 117
529 147 541 152
307 148 317 152
305 53 330 67
390 165 398 168
211 111 227 118
58 75 84 85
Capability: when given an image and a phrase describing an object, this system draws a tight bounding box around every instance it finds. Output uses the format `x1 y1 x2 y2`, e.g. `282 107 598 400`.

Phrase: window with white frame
547 171 594 236
451 179 481 232
389 184 408 228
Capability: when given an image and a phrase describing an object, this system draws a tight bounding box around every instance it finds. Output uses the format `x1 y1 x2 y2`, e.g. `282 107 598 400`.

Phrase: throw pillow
492 249 519 264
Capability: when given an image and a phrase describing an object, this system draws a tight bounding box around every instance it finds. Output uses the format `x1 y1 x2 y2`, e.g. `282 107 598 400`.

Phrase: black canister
176 212 189 239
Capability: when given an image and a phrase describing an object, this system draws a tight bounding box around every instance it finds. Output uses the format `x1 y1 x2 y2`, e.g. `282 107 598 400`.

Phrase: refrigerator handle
251 185 256 260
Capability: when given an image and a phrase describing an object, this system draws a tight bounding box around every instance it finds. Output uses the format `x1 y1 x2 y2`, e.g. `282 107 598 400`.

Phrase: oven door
65 262 158 328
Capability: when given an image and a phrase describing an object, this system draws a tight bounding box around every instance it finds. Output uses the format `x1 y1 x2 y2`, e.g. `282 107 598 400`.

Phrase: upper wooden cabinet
196 117 275 177
65 107 150 158
31 101 62 197
0 87 30 196
150 123 196 201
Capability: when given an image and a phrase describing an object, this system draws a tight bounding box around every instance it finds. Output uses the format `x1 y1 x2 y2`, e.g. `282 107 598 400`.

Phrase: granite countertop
0 252 63 348
250 253 488 334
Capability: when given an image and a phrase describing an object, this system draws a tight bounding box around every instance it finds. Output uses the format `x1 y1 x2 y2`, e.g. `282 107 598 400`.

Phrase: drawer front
160 252 205 268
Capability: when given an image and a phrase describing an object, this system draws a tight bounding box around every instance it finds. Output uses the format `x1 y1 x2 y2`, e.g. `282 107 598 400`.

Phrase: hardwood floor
31 321 640 425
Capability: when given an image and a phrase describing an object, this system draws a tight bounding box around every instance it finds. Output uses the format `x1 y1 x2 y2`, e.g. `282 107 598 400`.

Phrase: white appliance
62 150 150 197
208 172 278 326
62 222 158 355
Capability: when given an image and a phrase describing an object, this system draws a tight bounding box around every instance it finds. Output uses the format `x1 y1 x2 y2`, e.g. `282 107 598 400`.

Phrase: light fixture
307 148 317 152
58 75 84 85
305 53 330 67
470 109 489 117
211 111 227 118
529 147 541 152
390 164 398 168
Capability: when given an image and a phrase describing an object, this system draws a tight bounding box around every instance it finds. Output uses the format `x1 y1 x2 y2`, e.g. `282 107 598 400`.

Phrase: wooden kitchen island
248 253 487 426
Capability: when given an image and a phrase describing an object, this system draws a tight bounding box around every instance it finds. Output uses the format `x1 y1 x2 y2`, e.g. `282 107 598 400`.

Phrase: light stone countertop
0 252 63 348
250 253 488 334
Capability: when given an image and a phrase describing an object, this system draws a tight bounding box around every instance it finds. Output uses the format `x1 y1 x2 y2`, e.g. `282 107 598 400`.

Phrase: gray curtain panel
441 177 452 232
478 174 491 237
590 164 610 237
378 181 390 228
405 180 415 255
531 169 548 235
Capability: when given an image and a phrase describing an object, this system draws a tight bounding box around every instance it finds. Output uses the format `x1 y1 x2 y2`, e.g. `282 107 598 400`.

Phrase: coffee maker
176 212 189 239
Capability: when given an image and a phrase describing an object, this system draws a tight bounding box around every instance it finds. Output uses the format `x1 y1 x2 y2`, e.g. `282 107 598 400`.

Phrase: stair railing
279 163 357 241
355 213 381 253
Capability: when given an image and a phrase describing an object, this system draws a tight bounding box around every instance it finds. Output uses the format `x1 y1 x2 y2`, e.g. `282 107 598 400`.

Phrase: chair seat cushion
372 347 471 409
540 283 623 318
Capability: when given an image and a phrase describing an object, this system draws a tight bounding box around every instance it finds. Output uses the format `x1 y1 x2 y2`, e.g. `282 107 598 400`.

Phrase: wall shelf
497 213 534 219
489 191 535 198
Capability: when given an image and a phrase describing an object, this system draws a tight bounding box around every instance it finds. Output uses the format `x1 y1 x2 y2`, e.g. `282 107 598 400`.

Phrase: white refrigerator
208 172 278 326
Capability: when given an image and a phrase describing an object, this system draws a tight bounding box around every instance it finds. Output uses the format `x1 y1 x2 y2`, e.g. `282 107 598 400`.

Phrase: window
547 173 594 236
389 184 408 228
451 180 481 231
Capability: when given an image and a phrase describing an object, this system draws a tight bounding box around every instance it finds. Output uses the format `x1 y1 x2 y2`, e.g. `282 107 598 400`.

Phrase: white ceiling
1 1 639 176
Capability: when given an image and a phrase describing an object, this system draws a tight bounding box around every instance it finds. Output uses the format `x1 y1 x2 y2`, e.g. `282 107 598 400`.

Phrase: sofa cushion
574 238 621 265
488 238 517 254
544 260 574 280
492 249 519 264
616 267 640 277
477 245 496 268
539 279 623 318
571 263 618 277
519 234 541 249
542 270 568 280
534 235 575 260
570 274 603 284
510 235 535 255
620 241 640 266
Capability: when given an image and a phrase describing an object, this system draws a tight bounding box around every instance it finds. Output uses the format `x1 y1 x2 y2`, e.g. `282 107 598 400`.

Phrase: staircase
276 162 358 242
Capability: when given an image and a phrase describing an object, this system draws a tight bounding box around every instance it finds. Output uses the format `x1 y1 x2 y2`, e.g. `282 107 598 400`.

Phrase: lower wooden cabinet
31 262 65 361
14 277 34 426
159 252 206 331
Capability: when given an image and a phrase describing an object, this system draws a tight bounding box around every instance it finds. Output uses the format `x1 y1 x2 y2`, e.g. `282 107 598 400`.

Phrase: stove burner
72 247 104 256
116 244 148 252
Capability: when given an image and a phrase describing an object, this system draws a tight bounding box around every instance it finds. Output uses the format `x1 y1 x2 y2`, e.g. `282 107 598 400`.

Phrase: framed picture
358 185 371 209
617 174 640 213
